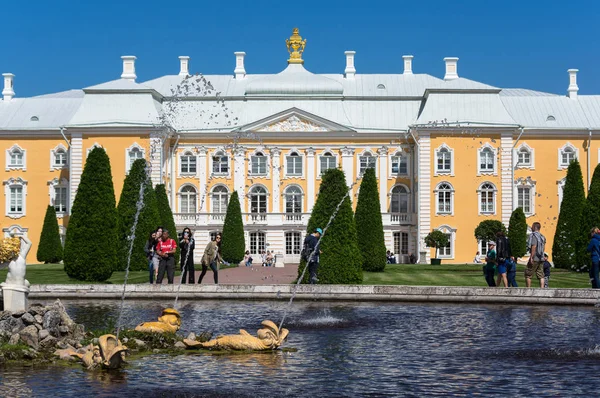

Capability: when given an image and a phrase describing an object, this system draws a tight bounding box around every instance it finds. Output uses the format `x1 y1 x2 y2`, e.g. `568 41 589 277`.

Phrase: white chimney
403 55 414 75
443 57 459 80
2 73 15 101
179 56 190 76
121 55 137 81
344 51 356 79
567 69 579 100
234 52 246 79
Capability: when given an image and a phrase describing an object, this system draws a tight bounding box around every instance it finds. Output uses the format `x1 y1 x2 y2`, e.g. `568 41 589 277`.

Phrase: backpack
496 236 511 260
300 241 311 262
531 232 546 261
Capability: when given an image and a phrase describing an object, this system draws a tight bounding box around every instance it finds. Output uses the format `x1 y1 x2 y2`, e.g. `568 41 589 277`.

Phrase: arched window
211 185 229 213
212 151 229 175
561 146 576 167
478 183 496 214
127 147 144 172
319 151 336 175
251 152 267 175
180 185 197 213
359 152 376 175
286 151 303 176
7 145 25 169
518 147 531 167
479 147 495 173
180 151 197 174
249 186 268 214
436 147 452 174
391 151 408 175
435 182 453 215
390 185 409 213
285 186 302 217
53 148 68 168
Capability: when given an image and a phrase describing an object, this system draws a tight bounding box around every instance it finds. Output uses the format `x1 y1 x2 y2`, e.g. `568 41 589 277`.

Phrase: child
484 242 497 287
543 253 552 288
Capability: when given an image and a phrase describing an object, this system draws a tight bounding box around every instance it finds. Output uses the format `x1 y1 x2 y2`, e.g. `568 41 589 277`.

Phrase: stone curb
25 284 600 306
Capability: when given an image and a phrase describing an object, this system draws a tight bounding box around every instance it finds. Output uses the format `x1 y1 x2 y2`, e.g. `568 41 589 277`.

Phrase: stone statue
1 235 31 312
4 235 31 287
55 334 128 370
134 308 181 333
183 320 289 351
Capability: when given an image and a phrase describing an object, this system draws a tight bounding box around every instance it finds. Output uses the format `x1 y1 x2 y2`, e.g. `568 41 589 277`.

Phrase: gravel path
172 263 300 285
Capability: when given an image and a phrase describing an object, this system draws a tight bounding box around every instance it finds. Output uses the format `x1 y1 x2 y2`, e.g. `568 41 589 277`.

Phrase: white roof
578 96 600 128
0 96 83 130
417 93 517 126
500 94 591 129
68 93 161 127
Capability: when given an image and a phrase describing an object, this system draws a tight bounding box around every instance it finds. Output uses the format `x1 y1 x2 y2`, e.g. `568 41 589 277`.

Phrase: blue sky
4 0 599 97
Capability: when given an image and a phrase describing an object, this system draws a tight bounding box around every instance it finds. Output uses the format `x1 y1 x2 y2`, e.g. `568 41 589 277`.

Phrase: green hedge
221 191 245 264
36 205 63 264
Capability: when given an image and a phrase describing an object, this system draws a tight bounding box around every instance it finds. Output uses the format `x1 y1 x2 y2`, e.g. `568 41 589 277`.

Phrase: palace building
1 28 599 265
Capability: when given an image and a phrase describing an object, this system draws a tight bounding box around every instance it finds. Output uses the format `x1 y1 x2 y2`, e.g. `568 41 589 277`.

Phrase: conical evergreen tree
578 163 600 271
154 184 179 267
36 205 63 264
64 147 117 281
553 159 586 269
297 168 363 284
507 207 528 259
221 191 245 264
354 168 386 271
116 159 161 271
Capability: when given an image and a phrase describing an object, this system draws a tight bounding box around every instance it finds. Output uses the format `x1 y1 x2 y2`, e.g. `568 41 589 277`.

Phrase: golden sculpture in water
134 308 181 333
183 320 289 351
286 28 306 64
54 334 127 369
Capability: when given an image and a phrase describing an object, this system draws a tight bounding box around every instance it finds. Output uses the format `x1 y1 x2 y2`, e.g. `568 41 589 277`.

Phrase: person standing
303 227 322 284
156 229 177 284
483 242 497 287
243 250 253 267
586 227 600 288
198 233 222 284
542 253 552 288
525 222 546 288
144 231 157 284
495 231 511 288
473 252 482 264
179 227 196 284
506 256 518 287
151 227 163 283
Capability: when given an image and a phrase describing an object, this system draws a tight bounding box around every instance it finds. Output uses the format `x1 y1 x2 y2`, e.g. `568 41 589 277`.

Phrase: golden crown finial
285 27 306 64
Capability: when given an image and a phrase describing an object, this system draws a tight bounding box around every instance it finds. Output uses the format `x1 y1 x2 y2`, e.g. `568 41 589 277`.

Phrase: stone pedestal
1 283 29 312
419 251 428 265
275 252 285 268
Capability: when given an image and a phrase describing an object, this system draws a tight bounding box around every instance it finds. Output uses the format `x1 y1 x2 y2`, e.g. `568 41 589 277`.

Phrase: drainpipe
170 134 181 209
588 129 592 191
408 128 420 264
511 127 525 213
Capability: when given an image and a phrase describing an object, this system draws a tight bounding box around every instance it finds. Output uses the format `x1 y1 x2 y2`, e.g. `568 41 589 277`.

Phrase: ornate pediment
244 108 353 133
257 115 329 132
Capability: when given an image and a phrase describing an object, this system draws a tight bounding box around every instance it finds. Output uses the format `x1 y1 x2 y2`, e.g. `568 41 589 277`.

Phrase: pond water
2 300 600 397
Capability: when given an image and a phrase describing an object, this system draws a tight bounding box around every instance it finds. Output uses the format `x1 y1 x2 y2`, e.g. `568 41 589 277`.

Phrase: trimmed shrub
154 184 179 267
221 191 245 264
424 230 449 259
36 205 63 264
297 168 363 284
354 168 386 272
507 207 528 259
553 159 585 269
116 159 161 271
578 163 600 271
474 220 506 243
64 147 117 281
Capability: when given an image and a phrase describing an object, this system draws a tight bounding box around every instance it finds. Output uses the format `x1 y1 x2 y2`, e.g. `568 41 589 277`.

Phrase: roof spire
286 28 306 64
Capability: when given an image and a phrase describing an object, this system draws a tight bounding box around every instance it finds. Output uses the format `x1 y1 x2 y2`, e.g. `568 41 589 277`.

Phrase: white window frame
4 177 27 219
284 185 303 215
6 144 26 171
434 144 454 176
317 148 338 178
210 185 229 214
249 149 270 177
178 184 198 213
285 231 302 255
389 149 410 177
477 143 497 175
477 182 497 215
250 231 266 255
284 149 304 178
436 225 456 259
389 184 410 214
86 143 103 157
125 142 145 174
478 240 489 258
48 177 69 217
248 184 269 213
209 149 230 178
179 151 197 177
357 149 377 176
2 224 28 238
558 142 578 170
515 143 534 169
434 181 454 216
50 143 69 170
514 177 536 216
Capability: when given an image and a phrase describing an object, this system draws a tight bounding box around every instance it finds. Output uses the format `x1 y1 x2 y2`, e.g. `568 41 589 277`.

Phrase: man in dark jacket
586 227 600 289
303 228 322 284
495 231 511 288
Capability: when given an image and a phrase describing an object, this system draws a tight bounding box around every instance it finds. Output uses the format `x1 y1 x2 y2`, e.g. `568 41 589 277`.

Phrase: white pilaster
271 147 281 213
418 133 431 262
69 133 83 213
197 146 208 212
306 147 316 212
149 133 163 186
501 132 514 227
341 146 355 188
233 146 245 202
378 146 388 213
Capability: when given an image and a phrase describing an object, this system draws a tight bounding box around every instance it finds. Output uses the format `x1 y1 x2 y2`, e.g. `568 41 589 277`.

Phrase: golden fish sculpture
54 334 127 370
183 320 289 351
135 308 181 333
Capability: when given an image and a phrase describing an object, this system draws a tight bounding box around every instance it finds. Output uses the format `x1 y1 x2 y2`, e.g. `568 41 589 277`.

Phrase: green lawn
363 264 592 289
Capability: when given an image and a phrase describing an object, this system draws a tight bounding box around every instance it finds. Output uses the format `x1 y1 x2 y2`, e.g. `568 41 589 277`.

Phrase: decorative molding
258 115 329 132
48 177 69 218
514 177 536 217
436 224 457 260
515 142 535 169
125 142 145 173
477 181 497 215
2 225 28 238
377 146 389 156
283 148 304 179
477 143 498 176
389 148 410 178
4 177 27 219
5 144 26 171
434 181 454 216
86 142 103 157
434 143 454 176
179 149 198 178
558 142 578 170
50 143 69 170
341 146 355 156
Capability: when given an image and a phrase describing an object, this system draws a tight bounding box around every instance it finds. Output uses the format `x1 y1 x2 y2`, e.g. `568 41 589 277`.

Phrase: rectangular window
9 186 23 213
181 156 197 174
518 150 530 166
285 232 301 255
320 156 336 174
286 155 303 176
250 232 266 254
438 234 452 257
359 156 376 174
10 152 23 167
391 155 408 175
438 192 451 214
393 232 409 258
54 186 68 213
518 187 531 214
480 150 494 172
481 192 494 213
251 156 267 175
54 151 68 167
437 151 451 173
212 155 229 174
480 240 488 257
